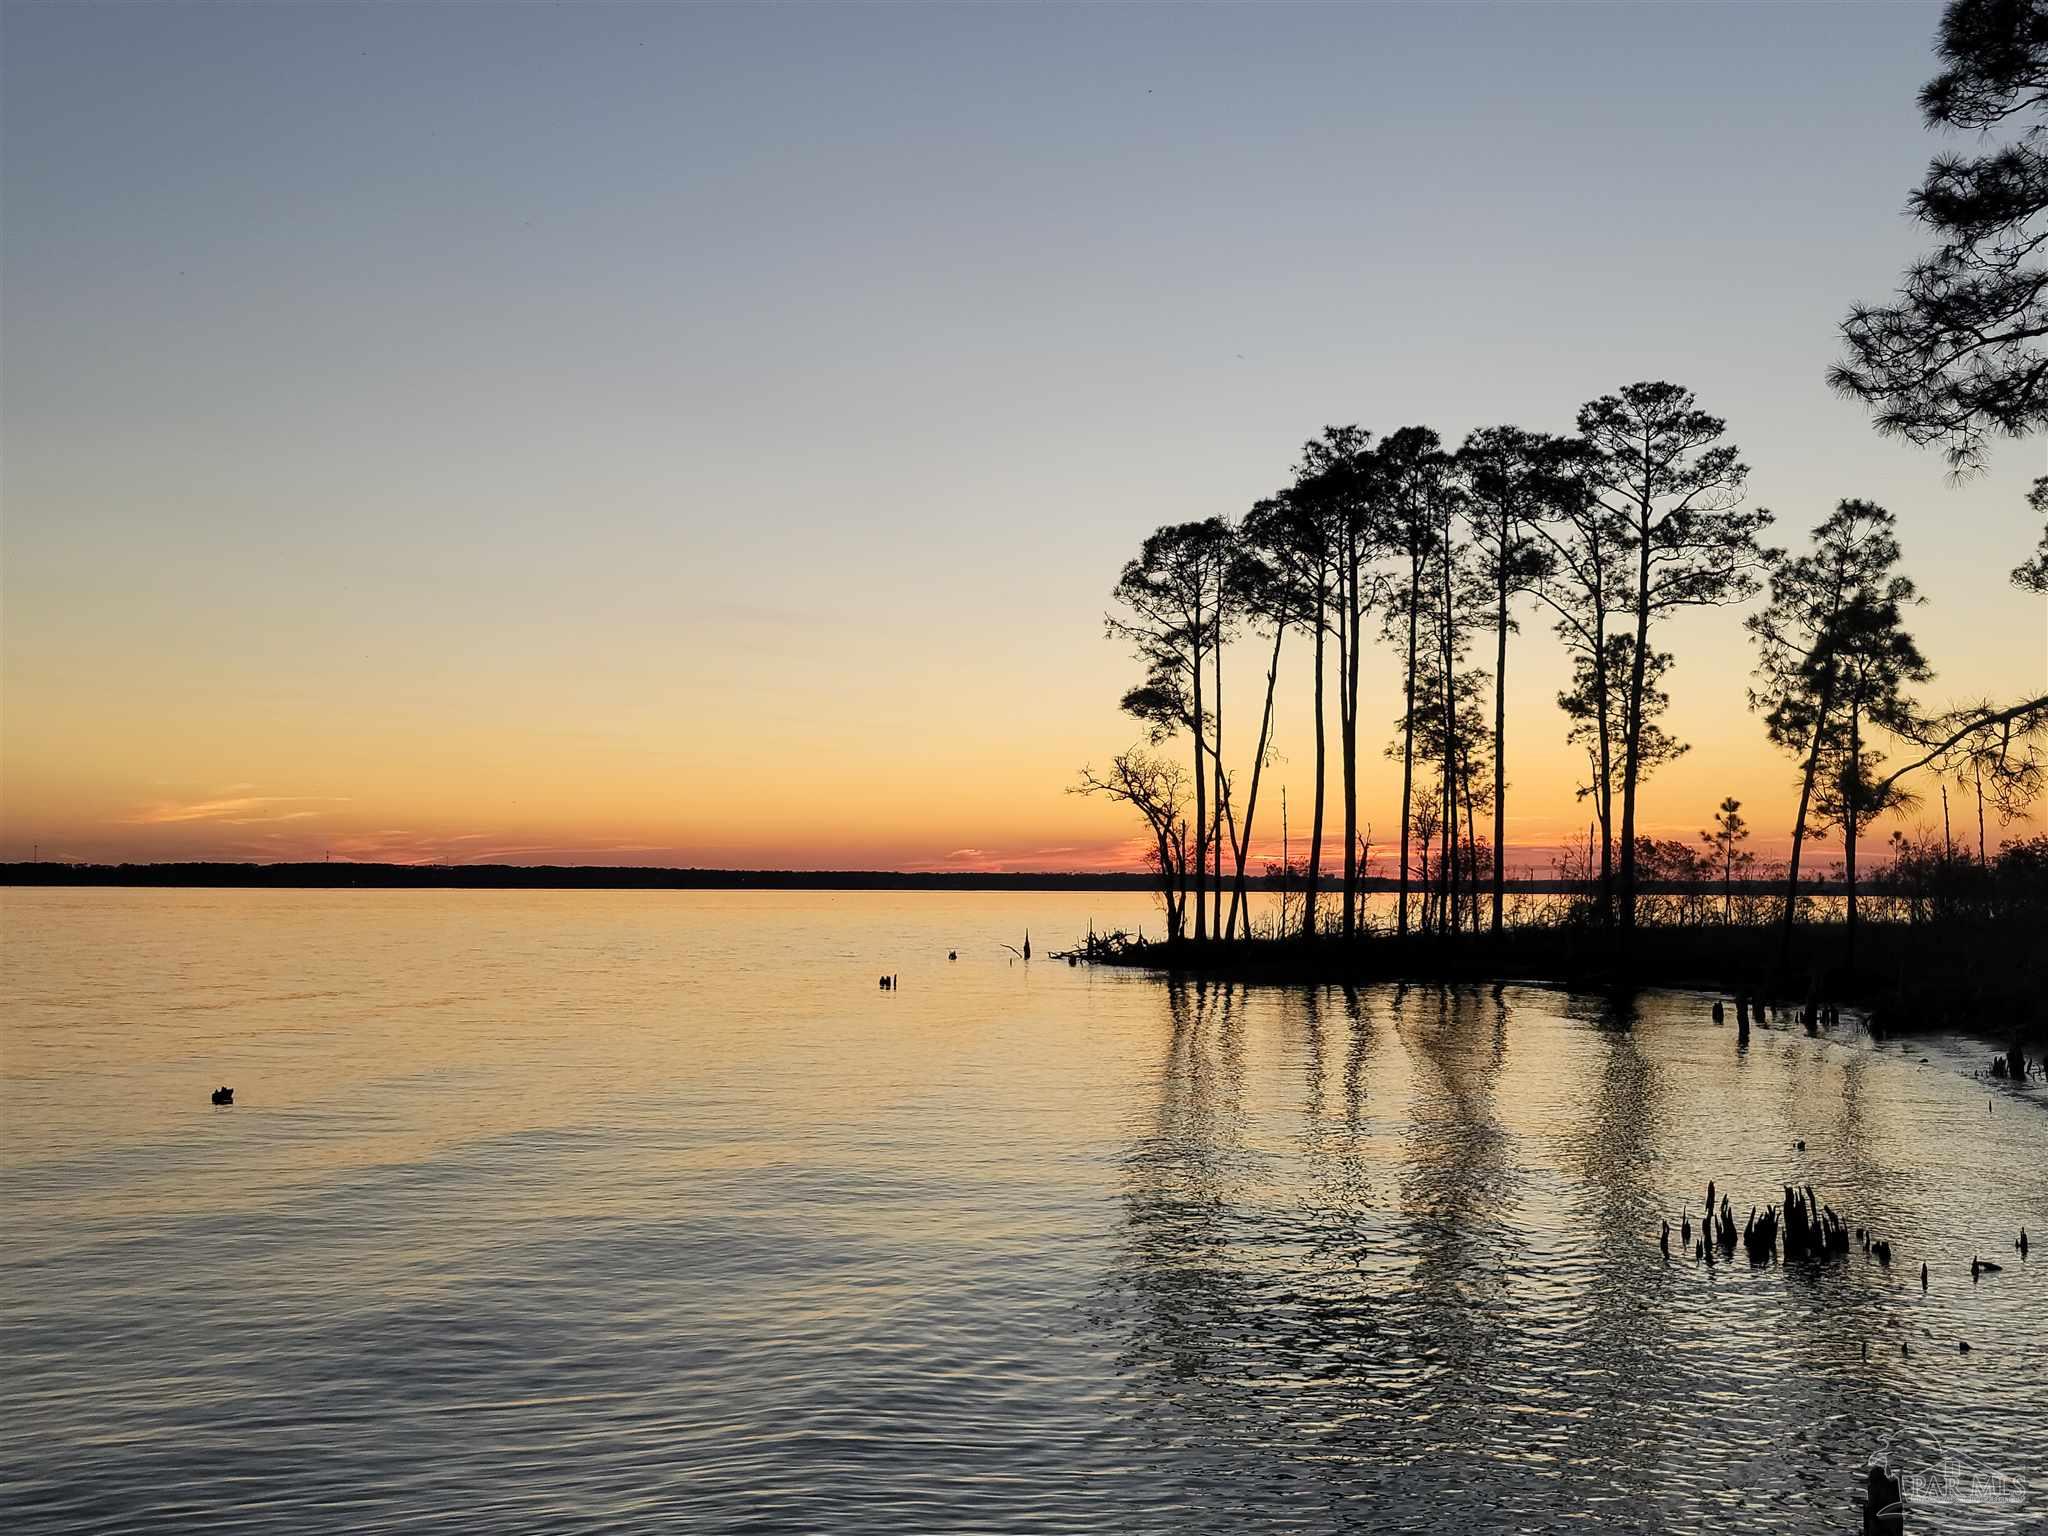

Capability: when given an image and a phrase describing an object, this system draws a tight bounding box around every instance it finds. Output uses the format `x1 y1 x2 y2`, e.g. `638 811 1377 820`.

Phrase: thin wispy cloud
919 838 1151 873
126 794 350 826
449 841 678 864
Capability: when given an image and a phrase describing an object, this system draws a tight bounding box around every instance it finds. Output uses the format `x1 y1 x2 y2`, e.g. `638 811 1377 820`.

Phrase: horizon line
0 858 1931 894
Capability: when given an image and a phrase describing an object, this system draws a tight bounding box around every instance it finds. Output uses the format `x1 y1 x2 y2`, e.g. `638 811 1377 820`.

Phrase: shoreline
1065 924 2048 1049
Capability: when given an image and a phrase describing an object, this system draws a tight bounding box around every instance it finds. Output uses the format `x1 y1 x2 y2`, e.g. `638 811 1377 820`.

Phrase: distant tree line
0 863 1168 892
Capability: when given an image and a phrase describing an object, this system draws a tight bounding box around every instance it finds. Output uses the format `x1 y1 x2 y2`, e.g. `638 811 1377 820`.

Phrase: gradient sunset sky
3 1 2044 871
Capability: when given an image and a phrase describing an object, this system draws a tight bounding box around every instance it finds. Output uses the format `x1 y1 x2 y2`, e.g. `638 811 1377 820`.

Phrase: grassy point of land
1070 910 2046 1050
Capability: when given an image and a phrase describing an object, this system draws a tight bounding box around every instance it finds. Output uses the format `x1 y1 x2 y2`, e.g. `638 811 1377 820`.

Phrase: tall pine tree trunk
1776 681 1836 979
1492 570 1509 938
1303 591 1328 940
1397 556 1421 939
1212 616 1225 926
1846 698 1860 972
1341 557 1360 939
1618 518 1652 934
1775 571 1850 978
1440 545 1459 938
1227 621 1287 938
1190 610 1207 943
1464 757 1482 933
1590 609 1615 926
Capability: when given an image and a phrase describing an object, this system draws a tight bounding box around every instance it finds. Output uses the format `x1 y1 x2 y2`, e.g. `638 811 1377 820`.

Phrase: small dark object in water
1682 1214 1692 1246
947 950 957 961
210 1085 233 1106
1796 1139 1805 1151
1921 1262 1929 1291
1872 1239 1892 1268
879 975 893 990
1712 1000 1724 1023
2020 1228 2029 1260
1661 1220 1670 1259
1976 1257 2003 1276
1959 1340 1971 1354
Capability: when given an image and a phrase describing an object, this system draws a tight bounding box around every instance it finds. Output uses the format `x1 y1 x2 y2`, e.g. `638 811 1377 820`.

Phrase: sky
3 0 2045 871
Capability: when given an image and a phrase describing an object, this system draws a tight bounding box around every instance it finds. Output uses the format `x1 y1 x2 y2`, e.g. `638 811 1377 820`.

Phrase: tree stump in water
1861 1461 1903 1534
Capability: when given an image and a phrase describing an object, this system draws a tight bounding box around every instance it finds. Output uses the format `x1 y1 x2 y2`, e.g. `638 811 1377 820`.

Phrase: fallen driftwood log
1051 927 1142 963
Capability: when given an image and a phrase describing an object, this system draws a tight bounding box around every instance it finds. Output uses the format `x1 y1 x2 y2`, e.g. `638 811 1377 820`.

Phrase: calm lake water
3 888 2043 1533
